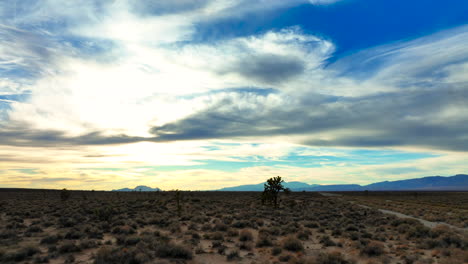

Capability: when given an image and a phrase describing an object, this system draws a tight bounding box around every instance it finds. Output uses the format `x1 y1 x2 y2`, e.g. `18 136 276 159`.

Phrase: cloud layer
1 0 468 189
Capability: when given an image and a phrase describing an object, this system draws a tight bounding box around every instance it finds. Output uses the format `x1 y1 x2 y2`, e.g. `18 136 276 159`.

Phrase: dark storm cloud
221 54 306 83
0 127 155 147
150 85 468 151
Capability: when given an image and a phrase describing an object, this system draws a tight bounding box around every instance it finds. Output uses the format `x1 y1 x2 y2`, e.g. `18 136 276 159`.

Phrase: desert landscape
0 187 467 264
2 1 468 263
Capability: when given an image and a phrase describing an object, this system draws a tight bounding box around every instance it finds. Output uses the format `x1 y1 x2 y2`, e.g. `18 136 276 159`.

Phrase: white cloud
308 0 342 5
1 0 468 189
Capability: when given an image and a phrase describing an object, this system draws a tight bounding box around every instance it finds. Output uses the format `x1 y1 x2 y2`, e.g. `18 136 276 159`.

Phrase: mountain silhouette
216 174 468 191
112 185 161 192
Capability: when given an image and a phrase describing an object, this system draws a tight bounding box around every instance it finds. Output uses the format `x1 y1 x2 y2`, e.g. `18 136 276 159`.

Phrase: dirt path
356 203 467 232
318 192 467 232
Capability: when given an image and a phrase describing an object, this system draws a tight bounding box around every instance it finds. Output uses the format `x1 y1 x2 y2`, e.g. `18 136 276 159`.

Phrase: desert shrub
407 225 431 239
149 217 170 228
391 218 419 227
210 232 224 241
58 217 77 228
33 255 50 263
58 241 80 253
154 243 192 259
348 232 359 241
420 238 443 249
226 250 240 261
441 233 464 248
320 235 336 247
345 225 359 232
65 229 84 239
239 241 253 251
279 254 292 262
255 218 264 227
112 225 136 235
40 235 60 244
283 223 300 234
201 223 212 231
361 241 384 257
227 229 239 237
315 251 352 264
360 231 372 239
0 229 17 240
211 241 223 251
271 246 282 256
86 226 104 239
401 254 419 264
232 220 249 228
26 225 43 233
304 221 320 228
267 226 282 236
239 230 253 241
64 254 75 263
215 222 229 231
169 223 181 233
297 230 311 240
430 225 451 238
282 236 303 252
256 234 273 247
117 236 141 246
94 246 149 264
188 223 198 230
94 207 114 222
191 232 201 239
1 245 41 262
331 229 342 237
48 245 57 253
217 244 227 254
80 239 98 249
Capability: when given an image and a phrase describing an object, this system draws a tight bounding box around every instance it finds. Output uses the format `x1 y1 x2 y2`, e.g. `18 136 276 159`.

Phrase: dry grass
0 189 466 263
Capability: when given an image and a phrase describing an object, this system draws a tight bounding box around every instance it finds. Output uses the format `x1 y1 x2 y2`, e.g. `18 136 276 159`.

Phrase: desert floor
0 189 467 264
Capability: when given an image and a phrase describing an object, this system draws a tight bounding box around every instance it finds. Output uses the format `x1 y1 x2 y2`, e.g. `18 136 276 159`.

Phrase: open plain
0 189 467 264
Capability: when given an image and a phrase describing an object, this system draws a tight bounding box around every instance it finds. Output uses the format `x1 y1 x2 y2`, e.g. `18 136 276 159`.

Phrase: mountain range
112 185 161 192
217 181 319 191
216 174 468 191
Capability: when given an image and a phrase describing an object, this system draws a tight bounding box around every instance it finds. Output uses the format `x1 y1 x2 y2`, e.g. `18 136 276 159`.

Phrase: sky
1 0 468 190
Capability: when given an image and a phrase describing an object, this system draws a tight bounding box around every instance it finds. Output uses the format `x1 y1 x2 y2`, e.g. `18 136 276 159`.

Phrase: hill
216 174 468 191
112 185 161 192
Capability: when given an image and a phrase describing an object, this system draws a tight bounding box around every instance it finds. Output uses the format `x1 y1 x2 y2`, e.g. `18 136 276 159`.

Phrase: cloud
151 78 468 151
308 0 342 4
0 0 467 189
0 25 58 80
0 126 151 147
331 25 468 86
224 53 306 84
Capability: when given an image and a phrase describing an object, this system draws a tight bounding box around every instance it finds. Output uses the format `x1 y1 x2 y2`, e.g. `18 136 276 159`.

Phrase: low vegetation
0 188 466 263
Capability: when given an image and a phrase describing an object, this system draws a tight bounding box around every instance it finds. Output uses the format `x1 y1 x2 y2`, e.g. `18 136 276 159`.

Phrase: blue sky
1 0 468 190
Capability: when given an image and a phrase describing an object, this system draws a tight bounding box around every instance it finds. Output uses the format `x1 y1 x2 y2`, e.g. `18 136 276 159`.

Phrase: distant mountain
216 174 468 192
112 185 161 192
218 181 319 191
304 184 364 192
363 174 468 191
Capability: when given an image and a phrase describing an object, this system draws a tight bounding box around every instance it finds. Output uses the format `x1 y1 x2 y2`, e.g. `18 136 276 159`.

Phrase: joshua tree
60 188 71 201
263 176 288 208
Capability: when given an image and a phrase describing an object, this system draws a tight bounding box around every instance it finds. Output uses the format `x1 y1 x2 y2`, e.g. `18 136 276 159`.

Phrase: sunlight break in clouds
1 0 468 190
